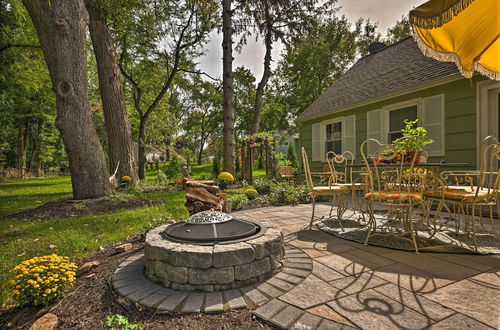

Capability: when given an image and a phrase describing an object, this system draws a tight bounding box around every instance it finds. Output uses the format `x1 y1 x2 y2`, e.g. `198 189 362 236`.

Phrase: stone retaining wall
144 223 285 292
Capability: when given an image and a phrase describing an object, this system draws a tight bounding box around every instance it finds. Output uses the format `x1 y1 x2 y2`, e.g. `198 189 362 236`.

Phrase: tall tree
233 66 256 136
85 0 138 185
22 0 110 198
115 0 217 179
386 16 411 44
271 16 380 121
183 78 223 165
222 0 236 174
240 0 336 134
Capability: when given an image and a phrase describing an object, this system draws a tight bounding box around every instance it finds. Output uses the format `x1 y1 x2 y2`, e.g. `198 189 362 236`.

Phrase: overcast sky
198 0 427 80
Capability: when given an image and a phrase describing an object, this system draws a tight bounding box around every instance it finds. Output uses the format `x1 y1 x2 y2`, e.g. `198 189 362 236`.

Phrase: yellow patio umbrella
410 0 500 80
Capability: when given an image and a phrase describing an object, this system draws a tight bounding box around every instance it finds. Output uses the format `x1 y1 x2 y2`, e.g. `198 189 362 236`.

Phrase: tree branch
177 68 218 81
0 43 42 53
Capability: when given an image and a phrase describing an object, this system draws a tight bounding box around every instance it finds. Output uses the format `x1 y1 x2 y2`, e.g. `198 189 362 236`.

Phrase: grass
0 161 268 306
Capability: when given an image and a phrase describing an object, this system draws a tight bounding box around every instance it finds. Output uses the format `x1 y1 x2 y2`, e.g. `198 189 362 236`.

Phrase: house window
388 105 417 143
325 121 342 154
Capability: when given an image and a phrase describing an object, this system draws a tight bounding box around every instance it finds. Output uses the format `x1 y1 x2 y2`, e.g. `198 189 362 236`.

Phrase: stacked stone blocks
144 223 285 292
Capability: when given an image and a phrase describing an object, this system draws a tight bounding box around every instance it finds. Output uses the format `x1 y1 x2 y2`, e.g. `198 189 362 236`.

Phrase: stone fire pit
144 212 285 292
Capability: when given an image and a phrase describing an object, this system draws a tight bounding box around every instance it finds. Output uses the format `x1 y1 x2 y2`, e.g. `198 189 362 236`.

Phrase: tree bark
222 0 235 175
23 0 111 199
138 118 147 179
251 8 273 135
17 107 29 178
85 0 139 185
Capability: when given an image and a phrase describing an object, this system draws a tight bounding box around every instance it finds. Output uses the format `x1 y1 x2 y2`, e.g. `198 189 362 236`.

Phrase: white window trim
371 94 445 157
382 98 421 143
476 80 500 169
320 117 343 162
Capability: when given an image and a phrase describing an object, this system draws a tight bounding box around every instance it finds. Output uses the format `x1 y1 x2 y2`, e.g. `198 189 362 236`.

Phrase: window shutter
420 95 445 157
342 115 356 159
311 123 321 161
366 109 384 155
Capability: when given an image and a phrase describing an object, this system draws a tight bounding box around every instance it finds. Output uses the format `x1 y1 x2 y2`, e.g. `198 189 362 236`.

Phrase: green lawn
0 162 268 306
0 173 188 306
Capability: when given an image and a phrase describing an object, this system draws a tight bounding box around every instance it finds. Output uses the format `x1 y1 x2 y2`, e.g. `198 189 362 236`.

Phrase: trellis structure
239 134 276 184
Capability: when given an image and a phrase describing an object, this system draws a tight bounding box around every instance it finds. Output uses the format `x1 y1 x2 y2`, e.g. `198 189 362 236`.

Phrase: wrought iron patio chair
301 147 350 229
423 136 500 251
326 151 367 220
360 137 428 253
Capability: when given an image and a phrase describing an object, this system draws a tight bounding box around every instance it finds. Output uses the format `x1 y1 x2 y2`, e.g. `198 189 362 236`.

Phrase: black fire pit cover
163 211 264 245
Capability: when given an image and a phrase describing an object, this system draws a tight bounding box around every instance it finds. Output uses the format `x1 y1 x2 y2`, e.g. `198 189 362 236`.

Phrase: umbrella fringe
413 31 500 81
410 0 475 29
412 31 474 78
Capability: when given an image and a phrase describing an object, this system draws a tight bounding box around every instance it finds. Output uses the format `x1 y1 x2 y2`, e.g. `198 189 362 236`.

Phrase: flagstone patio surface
236 204 500 330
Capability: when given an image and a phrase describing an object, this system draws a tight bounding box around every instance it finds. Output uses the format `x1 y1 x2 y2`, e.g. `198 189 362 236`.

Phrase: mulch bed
0 236 275 329
9 197 161 221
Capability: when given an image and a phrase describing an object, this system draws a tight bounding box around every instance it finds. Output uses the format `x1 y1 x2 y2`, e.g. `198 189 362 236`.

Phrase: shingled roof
297 37 460 121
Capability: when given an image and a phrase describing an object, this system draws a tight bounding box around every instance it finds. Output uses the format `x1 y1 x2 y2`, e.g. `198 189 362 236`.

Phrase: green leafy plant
155 169 168 185
287 143 298 168
269 182 309 205
212 155 221 177
230 194 249 210
244 188 258 199
164 154 184 182
253 177 273 194
393 119 433 152
105 314 143 330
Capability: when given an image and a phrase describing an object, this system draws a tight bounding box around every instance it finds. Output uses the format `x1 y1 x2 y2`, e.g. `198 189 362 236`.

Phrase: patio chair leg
364 202 375 245
490 205 499 239
407 206 419 254
329 195 335 217
309 195 316 229
429 200 445 239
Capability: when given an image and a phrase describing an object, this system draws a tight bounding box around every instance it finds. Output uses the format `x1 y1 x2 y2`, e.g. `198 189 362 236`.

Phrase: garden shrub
218 172 234 189
269 182 309 205
164 154 184 182
8 254 77 306
257 156 264 169
155 169 168 185
253 177 273 193
212 155 221 177
244 188 258 199
230 194 249 210
287 144 298 168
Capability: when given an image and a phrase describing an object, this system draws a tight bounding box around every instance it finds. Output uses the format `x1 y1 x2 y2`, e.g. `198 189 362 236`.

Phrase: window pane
333 140 342 154
389 132 404 143
325 122 342 141
389 106 417 132
325 141 334 153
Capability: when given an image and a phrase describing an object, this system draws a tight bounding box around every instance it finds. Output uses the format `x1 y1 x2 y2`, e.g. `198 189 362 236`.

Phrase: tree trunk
23 0 111 199
250 7 273 135
198 139 204 165
17 107 29 178
85 0 138 185
222 0 235 175
138 118 147 180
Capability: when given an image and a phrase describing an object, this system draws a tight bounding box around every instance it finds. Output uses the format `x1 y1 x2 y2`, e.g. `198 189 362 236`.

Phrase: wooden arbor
239 135 276 184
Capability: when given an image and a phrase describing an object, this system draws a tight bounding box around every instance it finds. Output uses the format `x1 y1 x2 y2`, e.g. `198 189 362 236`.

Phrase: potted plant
392 119 433 163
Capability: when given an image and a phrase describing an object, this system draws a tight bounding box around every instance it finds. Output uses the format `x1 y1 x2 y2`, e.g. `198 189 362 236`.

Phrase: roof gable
297 37 459 121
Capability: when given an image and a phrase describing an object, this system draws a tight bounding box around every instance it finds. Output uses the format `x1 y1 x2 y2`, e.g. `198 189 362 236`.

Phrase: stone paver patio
239 204 500 330
113 204 500 329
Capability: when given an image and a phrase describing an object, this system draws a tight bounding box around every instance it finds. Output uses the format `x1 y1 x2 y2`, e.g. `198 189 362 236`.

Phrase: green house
297 37 500 170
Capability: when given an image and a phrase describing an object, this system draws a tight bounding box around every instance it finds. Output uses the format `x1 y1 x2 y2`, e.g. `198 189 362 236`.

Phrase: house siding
299 76 486 171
